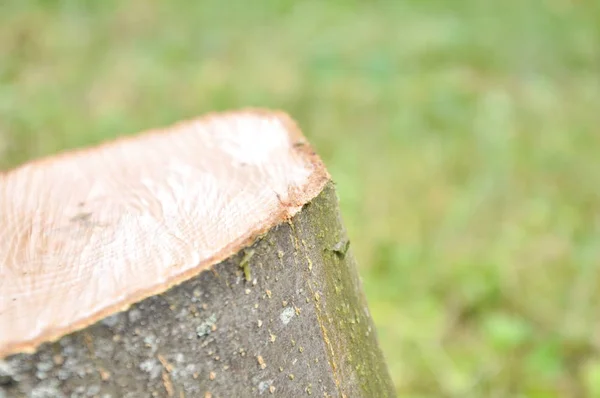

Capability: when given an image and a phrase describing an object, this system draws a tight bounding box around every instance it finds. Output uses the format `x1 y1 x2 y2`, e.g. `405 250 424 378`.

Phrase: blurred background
2 1 600 396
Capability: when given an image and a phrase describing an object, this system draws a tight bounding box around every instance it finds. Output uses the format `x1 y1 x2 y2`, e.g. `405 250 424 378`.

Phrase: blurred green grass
2 0 600 396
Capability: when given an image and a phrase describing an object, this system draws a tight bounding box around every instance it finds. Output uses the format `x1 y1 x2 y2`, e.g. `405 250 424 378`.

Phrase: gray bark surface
0 183 395 397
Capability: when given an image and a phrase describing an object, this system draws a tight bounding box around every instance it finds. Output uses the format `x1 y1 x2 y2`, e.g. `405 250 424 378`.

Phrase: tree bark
0 182 395 398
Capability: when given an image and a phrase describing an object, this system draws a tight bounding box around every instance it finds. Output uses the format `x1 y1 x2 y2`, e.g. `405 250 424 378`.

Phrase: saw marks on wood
0 109 329 358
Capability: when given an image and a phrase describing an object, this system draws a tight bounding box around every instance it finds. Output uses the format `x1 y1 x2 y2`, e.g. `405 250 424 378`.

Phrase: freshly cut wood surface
0 110 329 359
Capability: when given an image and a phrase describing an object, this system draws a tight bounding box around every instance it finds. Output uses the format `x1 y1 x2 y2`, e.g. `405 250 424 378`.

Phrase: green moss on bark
293 183 395 397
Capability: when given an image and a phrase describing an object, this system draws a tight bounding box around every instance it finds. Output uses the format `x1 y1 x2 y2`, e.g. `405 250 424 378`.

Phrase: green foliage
2 0 600 396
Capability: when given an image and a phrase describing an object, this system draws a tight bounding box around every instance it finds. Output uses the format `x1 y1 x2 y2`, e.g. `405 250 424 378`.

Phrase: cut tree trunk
0 110 395 398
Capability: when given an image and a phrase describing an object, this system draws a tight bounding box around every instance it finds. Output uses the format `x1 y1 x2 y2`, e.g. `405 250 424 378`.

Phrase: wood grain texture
0 110 329 358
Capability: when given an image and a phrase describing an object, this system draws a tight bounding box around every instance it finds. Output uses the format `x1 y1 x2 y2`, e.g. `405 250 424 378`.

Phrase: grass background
2 1 600 396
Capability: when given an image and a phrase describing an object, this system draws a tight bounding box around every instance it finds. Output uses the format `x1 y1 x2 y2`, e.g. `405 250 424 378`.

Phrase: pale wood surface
0 110 329 358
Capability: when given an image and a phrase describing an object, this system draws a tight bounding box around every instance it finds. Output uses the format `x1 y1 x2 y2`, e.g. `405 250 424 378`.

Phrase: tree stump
0 110 395 397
